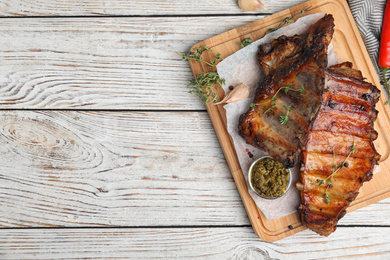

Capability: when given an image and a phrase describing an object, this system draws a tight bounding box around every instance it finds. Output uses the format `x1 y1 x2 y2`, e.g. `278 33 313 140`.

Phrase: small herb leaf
324 193 331 204
317 141 356 203
260 84 304 125
186 71 225 104
265 7 311 35
299 85 305 93
264 103 276 114
279 114 289 125
238 38 253 48
284 84 292 94
178 45 225 104
351 143 356 154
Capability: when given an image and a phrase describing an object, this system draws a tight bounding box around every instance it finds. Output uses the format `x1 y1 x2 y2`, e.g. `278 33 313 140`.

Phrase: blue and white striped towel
349 0 388 93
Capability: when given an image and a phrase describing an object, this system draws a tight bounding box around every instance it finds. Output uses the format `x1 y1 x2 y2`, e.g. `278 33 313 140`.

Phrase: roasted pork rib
238 15 335 168
297 62 381 236
238 14 381 236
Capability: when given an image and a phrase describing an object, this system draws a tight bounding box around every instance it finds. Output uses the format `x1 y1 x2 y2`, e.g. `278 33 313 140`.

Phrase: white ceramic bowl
248 155 292 199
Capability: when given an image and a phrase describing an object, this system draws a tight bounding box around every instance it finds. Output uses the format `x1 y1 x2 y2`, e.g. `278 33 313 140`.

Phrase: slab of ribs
238 14 381 236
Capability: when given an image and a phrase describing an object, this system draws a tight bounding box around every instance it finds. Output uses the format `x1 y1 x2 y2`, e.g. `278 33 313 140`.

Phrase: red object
379 1 390 67
380 0 390 105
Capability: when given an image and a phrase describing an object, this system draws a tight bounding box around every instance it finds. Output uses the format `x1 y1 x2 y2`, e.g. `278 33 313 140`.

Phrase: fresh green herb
177 45 225 104
187 71 225 104
317 141 356 204
350 142 356 154
382 67 390 105
250 84 305 125
283 84 292 94
263 103 276 114
279 105 291 125
299 84 305 94
176 45 222 68
265 7 311 35
324 193 331 204
238 37 253 48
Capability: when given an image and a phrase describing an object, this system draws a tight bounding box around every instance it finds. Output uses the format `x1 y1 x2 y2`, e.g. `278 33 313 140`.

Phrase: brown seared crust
298 64 381 236
258 14 335 76
238 14 335 168
328 62 364 80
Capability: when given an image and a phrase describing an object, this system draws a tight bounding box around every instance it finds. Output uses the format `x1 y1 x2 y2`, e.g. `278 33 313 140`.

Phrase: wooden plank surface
0 111 249 227
189 0 390 241
0 0 303 16
1 0 390 257
0 110 389 229
1 227 390 259
0 16 262 110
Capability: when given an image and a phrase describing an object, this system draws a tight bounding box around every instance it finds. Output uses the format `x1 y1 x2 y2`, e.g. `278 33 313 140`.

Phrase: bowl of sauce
248 156 292 199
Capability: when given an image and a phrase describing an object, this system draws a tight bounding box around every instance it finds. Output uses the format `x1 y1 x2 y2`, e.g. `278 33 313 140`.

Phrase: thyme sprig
187 72 225 104
250 84 305 125
279 105 291 125
176 45 222 68
265 6 311 35
177 45 225 104
382 67 390 105
238 37 253 48
317 141 356 204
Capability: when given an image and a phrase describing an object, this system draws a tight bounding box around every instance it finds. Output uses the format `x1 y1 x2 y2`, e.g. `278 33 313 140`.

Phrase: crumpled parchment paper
216 13 340 220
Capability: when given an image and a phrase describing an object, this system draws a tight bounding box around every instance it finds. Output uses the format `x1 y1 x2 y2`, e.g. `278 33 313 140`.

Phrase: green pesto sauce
250 157 289 198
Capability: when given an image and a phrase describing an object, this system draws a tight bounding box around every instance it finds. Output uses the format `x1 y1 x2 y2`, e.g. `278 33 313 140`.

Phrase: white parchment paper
216 13 341 220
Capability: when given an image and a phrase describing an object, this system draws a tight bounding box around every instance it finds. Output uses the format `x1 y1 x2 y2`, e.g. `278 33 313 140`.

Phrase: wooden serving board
188 0 390 242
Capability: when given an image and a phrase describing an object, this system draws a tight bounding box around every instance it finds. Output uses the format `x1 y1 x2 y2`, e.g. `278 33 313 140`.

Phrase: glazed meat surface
238 15 335 168
298 62 381 236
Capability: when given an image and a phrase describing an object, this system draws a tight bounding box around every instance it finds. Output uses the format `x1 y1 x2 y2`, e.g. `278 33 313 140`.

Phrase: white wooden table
0 0 390 258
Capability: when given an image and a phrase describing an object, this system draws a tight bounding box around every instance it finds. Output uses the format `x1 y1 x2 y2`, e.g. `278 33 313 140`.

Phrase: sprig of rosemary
238 37 253 48
317 141 356 204
250 84 305 125
265 6 311 35
176 45 222 68
177 45 225 104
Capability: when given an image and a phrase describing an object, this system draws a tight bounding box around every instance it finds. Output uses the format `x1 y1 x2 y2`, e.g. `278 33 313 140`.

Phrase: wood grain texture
0 110 251 227
189 0 390 241
1 227 390 259
0 0 389 256
0 110 389 229
0 0 304 16
340 198 390 225
0 16 263 110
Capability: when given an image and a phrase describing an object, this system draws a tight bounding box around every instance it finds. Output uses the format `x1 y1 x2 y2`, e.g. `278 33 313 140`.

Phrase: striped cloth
348 0 388 95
